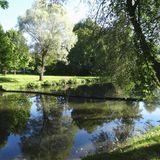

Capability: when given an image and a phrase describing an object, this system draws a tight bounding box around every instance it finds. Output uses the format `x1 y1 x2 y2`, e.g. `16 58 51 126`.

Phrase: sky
0 0 88 31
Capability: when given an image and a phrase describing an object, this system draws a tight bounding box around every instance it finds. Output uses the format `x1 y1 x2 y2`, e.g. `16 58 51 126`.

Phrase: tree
18 0 77 81
68 17 138 93
0 28 31 74
6 29 31 74
67 19 101 75
0 0 8 9
0 25 12 74
87 0 160 93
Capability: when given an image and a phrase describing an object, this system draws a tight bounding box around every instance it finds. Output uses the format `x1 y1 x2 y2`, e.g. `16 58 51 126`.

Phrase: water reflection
0 94 31 149
70 101 141 133
0 93 159 160
66 83 117 98
21 95 77 160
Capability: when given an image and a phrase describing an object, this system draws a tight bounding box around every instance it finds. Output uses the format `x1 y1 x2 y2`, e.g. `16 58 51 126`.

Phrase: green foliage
41 80 52 87
5 29 31 72
81 79 86 84
66 79 77 85
58 79 68 86
86 0 160 95
0 25 12 73
67 18 101 75
85 78 93 84
26 82 40 89
0 26 31 74
0 0 8 9
18 0 77 80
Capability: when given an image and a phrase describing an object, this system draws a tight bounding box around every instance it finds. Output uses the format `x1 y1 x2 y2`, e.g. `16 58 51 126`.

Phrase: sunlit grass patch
0 74 98 90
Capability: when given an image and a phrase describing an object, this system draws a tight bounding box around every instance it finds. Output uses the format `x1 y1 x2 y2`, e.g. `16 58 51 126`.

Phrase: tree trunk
23 68 26 74
126 0 160 83
3 70 7 76
39 54 45 81
39 70 44 81
14 70 16 75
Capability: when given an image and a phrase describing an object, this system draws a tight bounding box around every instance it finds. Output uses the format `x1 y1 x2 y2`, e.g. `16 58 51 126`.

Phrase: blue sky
0 0 35 31
0 0 88 31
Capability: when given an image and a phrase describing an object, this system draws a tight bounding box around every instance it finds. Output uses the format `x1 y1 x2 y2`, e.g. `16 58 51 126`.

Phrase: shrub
58 79 68 86
85 78 93 84
81 79 86 84
67 79 77 85
26 82 39 89
52 81 58 86
41 80 52 87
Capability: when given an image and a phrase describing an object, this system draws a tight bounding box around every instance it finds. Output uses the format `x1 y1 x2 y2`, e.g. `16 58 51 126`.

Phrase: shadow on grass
0 77 17 83
83 144 160 160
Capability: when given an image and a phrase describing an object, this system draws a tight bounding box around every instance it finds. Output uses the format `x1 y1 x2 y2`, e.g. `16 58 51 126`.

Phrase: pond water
0 92 160 160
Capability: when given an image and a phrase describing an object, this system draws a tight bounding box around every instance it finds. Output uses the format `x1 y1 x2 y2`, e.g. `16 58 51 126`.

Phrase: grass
83 126 160 160
0 74 97 90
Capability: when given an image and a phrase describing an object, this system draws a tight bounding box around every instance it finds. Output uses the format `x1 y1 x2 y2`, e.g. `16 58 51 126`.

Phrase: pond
0 92 160 160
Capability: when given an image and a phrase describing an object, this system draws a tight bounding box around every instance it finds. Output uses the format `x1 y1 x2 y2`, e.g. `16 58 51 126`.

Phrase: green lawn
0 74 97 90
83 126 160 160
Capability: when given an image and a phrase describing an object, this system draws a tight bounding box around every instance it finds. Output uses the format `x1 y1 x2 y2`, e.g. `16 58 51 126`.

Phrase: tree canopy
6 29 31 74
0 0 8 9
18 0 77 80
82 0 160 94
0 25 12 74
0 27 30 74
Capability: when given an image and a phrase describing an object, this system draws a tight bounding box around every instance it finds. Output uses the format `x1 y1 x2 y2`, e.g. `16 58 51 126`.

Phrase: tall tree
0 25 12 74
18 0 77 81
6 29 31 74
68 19 100 75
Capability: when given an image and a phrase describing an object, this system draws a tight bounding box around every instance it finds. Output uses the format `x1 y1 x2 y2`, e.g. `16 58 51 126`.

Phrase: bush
58 79 68 86
26 82 39 89
41 80 52 87
81 79 86 84
52 81 58 86
66 79 77 85
85 78 93 84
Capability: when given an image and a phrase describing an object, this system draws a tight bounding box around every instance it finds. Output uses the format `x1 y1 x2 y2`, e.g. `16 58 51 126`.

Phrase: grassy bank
0 74 98 90
83 126 160 160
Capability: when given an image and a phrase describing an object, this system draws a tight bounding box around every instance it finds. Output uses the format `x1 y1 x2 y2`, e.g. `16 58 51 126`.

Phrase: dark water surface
0 92 160 160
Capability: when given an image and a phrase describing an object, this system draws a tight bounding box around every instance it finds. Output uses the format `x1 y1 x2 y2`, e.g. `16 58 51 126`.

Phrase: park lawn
83 126 160 160
0 74 97 90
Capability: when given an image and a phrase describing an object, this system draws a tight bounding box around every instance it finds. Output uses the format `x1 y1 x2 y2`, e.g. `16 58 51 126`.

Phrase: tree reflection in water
0 94 31 148
21 95 76 160
70 100 142 152
0 91 158 159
